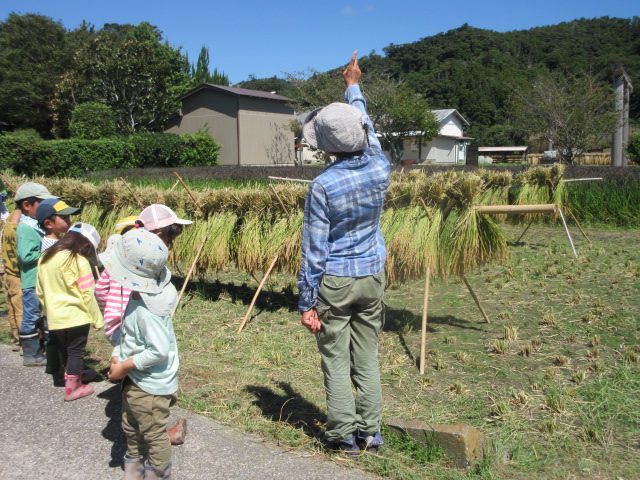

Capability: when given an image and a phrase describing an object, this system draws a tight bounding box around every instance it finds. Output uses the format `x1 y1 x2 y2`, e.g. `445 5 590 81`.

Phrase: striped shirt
95 269 132 343
41 236 58 252
297 85 391 311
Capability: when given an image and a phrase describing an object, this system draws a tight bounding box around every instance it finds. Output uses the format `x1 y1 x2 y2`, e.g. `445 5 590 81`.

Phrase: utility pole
611 64 633 167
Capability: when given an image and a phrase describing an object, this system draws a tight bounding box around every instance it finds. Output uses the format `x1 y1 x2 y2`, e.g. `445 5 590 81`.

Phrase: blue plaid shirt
298 85 390 311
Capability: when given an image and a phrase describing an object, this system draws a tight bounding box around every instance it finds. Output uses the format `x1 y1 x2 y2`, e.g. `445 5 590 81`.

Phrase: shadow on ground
99 384 127 467
245 381 325 441
174 279 298 315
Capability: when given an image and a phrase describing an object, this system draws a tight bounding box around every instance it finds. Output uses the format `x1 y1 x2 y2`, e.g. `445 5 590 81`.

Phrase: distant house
165 84 296 166
383 109 473 164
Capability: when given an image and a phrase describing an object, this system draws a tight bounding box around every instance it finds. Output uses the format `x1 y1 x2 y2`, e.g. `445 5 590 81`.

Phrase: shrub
626 135 640 165
2 129 42 139
124 133 184 168
0 131 220 177
180 131 221 167
70 102 117 139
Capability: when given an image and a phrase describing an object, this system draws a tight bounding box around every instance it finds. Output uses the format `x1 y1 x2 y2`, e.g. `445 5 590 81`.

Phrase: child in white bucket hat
104 227 179 479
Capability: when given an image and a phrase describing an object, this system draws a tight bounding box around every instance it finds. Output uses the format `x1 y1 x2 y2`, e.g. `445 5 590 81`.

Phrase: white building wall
439 117 464 137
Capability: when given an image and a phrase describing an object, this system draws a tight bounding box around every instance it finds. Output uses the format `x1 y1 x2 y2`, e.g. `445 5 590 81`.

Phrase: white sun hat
98 227 171 294
69 222 100 251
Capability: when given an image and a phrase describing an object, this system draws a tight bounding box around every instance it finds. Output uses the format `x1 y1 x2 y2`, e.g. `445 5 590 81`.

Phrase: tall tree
0 13 69 136
52 22 190 136
190 46 229 86
509 72 617 164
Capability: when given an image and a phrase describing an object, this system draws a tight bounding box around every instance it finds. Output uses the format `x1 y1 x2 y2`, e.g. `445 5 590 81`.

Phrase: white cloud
341 4 375 16
341 5 356 16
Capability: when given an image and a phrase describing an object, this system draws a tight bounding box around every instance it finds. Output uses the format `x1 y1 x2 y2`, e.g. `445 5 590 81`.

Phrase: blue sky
1 1 638 84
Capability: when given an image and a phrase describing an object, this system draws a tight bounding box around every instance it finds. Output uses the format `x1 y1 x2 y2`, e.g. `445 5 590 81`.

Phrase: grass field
22 225 631 479
1 171 638 478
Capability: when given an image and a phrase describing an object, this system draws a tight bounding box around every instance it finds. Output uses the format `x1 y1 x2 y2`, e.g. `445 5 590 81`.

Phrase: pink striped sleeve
77 273 95 290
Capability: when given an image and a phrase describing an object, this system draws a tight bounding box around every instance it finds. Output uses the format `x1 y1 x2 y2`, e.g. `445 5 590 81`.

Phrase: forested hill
242 17 639 143
361 17 639 140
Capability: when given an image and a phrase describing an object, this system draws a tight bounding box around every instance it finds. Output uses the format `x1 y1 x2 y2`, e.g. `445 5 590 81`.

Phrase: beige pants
122 378 177 471
2 274 22 331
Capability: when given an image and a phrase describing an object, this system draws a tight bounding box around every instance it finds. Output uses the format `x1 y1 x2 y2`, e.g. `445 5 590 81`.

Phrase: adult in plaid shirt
298 51 390 455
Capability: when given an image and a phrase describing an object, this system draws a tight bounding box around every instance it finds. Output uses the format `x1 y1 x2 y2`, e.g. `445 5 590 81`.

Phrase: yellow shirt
36 251 103 330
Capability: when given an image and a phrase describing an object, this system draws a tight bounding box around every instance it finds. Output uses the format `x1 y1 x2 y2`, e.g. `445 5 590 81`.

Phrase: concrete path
0 345 377 479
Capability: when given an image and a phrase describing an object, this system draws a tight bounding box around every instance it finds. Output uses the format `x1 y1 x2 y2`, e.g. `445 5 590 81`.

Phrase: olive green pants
2 273 22 331
122 378 177 471
315 271 385 443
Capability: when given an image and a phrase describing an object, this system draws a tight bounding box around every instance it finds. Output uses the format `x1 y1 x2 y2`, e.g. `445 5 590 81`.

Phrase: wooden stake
462 276 490 323
564 206 592 245
419 267 431 375
270 184 289 215
238 254 279 333
121 177 144 208
516 218 535 243
172 235 208 317
173 171 201 210
557 209 577 257
170 179 181 191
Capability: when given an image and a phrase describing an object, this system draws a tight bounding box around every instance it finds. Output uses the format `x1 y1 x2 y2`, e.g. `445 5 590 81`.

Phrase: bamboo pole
173 171 201 210
557 209 577 258
121 177 144 208
462 276 490 323
419 267 431 375
564 206 592 245
270 184 289 214
476 204 557 214
170 178 181 191
563 177 603 183
172 235 208 317
267 176 311 184
516 218 536 243
237 254 279 333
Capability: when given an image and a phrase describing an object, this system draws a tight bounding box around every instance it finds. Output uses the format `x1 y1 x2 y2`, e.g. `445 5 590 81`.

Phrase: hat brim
56 206 81 216
99 237 172 294
140 282 178 317
302 108 323 150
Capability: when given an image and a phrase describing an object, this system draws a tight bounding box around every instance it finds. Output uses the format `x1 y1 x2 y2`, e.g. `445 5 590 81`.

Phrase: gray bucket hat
303 102 368 153
15 182 56 202
99 228 171 294
140 282 178 317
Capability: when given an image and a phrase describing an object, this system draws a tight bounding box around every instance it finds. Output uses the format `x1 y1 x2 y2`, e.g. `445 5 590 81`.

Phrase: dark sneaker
327 436 360 456
357 431 384 454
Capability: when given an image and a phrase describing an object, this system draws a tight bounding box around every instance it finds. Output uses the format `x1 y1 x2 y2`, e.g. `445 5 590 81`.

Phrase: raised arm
342 50 382 153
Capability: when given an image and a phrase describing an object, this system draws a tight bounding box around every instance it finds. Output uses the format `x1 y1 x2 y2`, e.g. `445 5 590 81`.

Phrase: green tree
69 102 116 139
0 13 69 137
287 70 438 164
236 75 290 95
52 22 190 136
364 76 440 163
190 46 229 86
509 72 617 164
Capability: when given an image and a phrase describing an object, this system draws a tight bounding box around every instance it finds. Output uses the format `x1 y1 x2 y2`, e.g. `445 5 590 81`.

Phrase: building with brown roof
165 84 296 165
